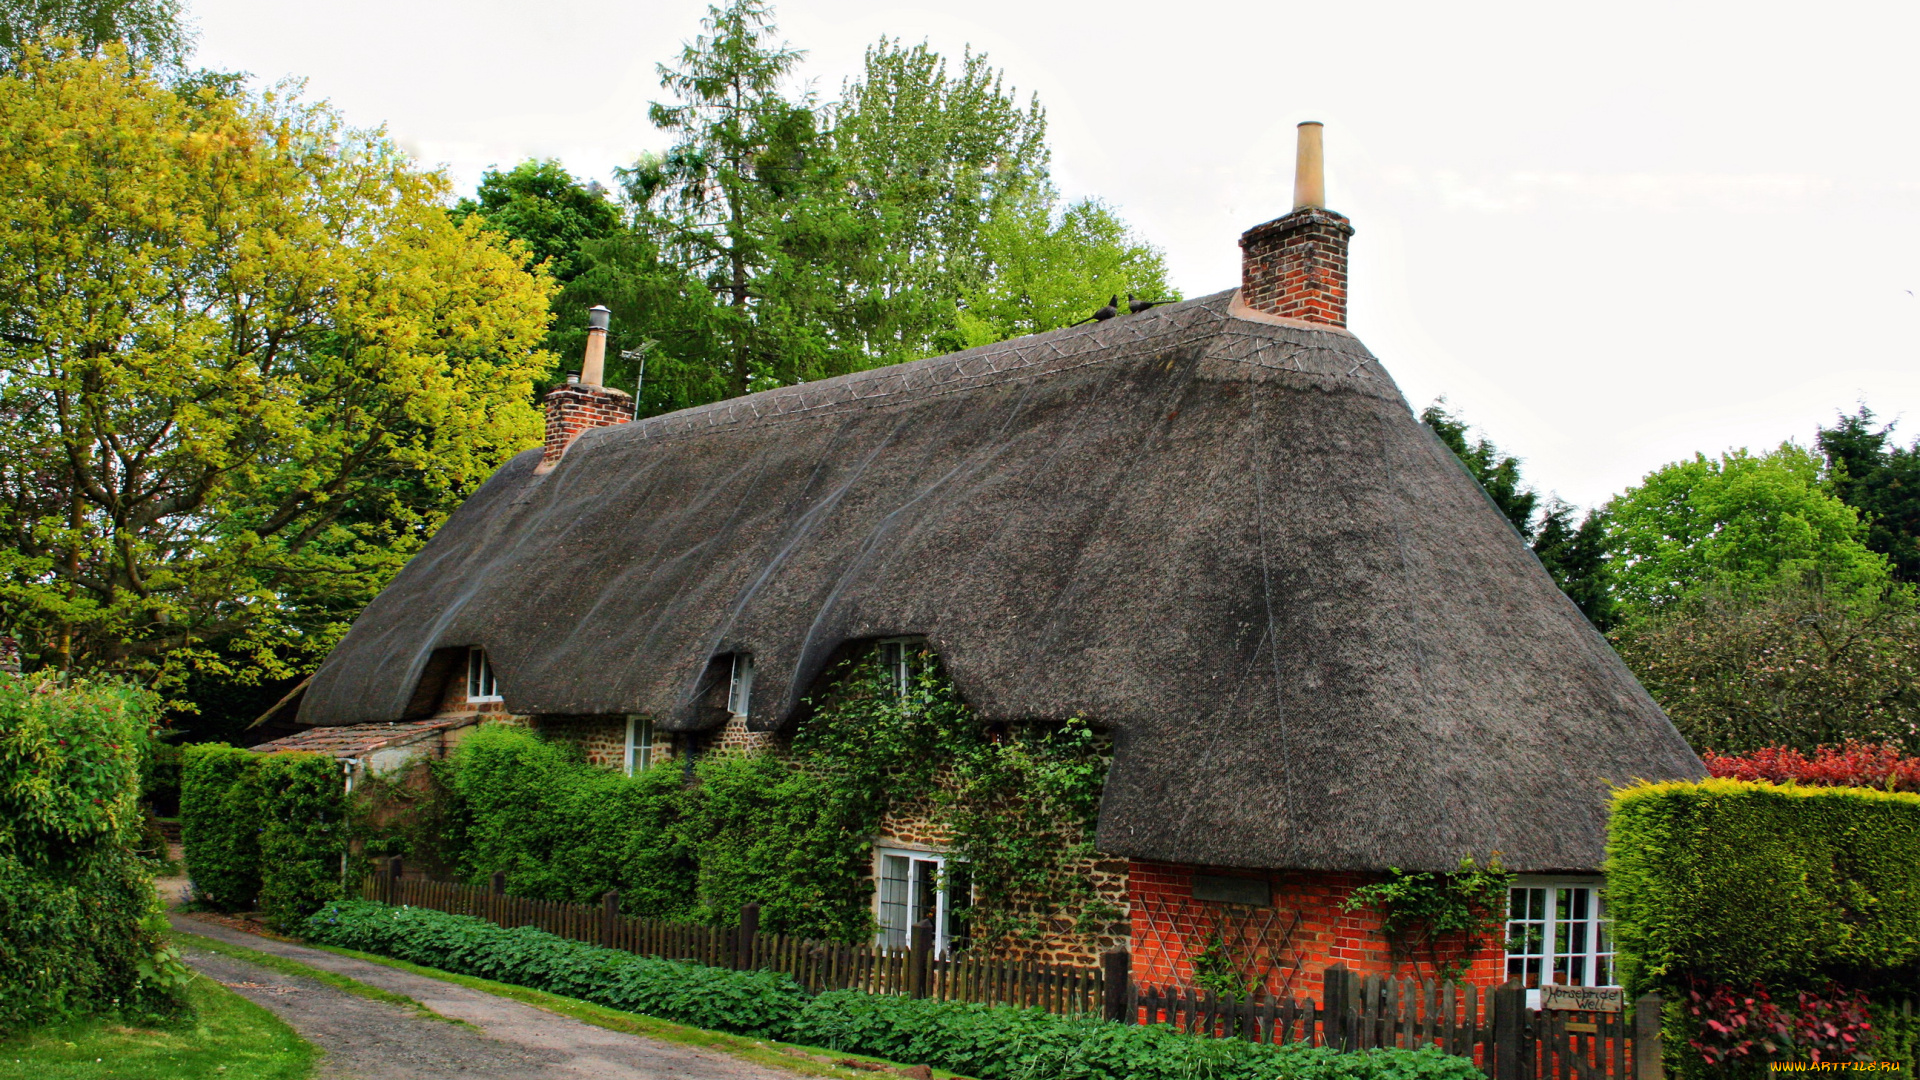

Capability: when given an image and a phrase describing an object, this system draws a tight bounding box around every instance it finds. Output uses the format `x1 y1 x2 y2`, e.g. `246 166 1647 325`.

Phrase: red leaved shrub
1686 980 1877 1065
1703 740 1920 792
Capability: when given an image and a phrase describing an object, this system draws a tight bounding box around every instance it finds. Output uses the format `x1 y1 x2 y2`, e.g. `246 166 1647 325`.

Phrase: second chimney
541 305 631 471
1239 122 1354 327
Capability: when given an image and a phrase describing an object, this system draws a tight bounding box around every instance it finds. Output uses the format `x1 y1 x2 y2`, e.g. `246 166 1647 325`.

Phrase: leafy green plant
181 744 349 925
181 743 263 910
304 900 1483 1080
0 675 187 1032
1343 856 1510 983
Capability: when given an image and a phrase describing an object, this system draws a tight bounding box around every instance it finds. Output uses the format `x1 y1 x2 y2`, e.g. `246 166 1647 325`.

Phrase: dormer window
877 638 921 698
727 653 754 717
466 648 502 703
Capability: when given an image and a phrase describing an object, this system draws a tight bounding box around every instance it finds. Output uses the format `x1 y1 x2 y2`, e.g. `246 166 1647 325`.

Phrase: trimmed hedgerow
304 900 1483 1080
1609 778 1920 993
0 677 189 1032
180 743 262 910
302 900 806 1035
181 744 348 926
1609 779 1920 1075
254 751 349 930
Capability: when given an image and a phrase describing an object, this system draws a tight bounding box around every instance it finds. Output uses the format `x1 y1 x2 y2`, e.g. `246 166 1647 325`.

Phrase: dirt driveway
171 915 832 1080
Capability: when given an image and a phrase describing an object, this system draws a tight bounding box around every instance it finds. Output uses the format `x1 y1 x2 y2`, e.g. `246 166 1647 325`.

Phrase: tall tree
0 0 190 70
1420 401 1613 626
1817 406 1920 582
0 44 553 688
453 160 620 286
1603 444 1891 622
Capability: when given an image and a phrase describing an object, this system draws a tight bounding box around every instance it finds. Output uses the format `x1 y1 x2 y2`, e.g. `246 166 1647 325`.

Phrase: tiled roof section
252 716 475 758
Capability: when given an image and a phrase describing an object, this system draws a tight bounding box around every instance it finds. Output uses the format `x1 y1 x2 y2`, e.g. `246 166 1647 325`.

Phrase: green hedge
0 677 187 1032
303 900 1482 1080
181 744 262 910
182 745 347 929
1608 778 1920 993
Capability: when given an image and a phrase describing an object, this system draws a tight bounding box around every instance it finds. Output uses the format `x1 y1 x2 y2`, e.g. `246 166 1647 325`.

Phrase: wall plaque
1539 984 1624 1012
1191 875 1270 907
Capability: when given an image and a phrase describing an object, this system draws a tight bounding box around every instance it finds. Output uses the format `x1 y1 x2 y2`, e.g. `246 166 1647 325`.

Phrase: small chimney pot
1239 122 1353 327
580 305 611 387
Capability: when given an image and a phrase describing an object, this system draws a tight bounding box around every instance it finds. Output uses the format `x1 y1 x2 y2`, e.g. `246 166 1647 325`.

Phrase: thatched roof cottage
294 123 1703 995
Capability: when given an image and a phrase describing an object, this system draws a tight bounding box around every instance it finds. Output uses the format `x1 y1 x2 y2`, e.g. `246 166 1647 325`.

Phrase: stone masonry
1238 208 1354 327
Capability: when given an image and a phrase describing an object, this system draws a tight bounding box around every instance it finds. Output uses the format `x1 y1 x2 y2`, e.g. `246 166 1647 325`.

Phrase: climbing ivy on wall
397 645 1114 949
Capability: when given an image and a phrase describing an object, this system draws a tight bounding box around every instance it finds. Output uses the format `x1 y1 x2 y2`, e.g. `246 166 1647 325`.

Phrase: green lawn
0 975 316 1080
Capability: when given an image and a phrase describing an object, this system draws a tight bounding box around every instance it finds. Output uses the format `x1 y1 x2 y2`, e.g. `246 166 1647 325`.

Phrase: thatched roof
298 290 1703 873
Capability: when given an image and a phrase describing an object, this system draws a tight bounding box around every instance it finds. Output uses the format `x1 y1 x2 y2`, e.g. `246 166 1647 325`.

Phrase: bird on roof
1127 294 1174 314
1068 296 1121 328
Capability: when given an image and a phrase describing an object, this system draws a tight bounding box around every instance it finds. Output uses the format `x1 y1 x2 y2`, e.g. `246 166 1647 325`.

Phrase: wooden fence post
1321 965 1351 1050
737 903 761 971
386 856 403 904
909 919 933 999
1634 992 1664 1080
1491 980 1525 1080
601 890 620 948
1101 950 1130 1023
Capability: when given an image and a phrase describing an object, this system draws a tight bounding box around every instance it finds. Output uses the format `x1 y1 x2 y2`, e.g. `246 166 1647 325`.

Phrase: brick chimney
540 305 631 471
1239 122 1355 327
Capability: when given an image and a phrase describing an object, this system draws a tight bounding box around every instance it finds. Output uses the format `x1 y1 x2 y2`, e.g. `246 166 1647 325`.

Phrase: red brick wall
1129 861 1506 995
542 383 632 468
1239 208 1355 327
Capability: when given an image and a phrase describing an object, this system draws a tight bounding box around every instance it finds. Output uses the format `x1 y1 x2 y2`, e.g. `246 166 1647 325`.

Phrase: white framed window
1506 878 1615 1008
877 638 921 698
624 715 654 775
874 847 970 957
466 648 502 703
727 654 754 717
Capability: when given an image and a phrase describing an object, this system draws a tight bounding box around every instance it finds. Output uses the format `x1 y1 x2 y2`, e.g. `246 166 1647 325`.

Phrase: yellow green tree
0 44 554 691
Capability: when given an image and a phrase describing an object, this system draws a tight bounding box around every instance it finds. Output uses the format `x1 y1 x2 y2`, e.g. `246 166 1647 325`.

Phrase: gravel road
171 914 828 1080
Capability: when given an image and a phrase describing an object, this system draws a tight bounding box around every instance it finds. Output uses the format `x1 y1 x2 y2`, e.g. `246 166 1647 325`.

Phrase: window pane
913 859 939 928
728 655 754 716
879 856 910 949
946 863 972 952
637 717 653 771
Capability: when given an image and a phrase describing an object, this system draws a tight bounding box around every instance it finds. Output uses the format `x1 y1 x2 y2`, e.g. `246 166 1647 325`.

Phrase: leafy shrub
1683 981 1876 1068
254 752 349 930
789 990 1484 1080
1608 779 1920 1073
1704 741 1920 791
305 900 1483 1080
180 744 263 909
0 676 188 1032
302 900 805 1035
181 745 348 925
1342 857 1510 983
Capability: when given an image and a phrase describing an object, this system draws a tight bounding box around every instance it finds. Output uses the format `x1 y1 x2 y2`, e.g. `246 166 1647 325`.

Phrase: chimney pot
1238 122 1353 327
580 305 611 387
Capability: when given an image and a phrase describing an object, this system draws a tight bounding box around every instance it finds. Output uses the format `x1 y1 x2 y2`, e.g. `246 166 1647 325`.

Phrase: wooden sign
1540 984 1624 1012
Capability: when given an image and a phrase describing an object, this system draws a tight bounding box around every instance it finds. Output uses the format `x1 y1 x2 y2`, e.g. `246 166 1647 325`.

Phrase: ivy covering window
1506 879 1615 1005
875 847 971 956
624 715 654 775
877 637 922 699
466 647 501 703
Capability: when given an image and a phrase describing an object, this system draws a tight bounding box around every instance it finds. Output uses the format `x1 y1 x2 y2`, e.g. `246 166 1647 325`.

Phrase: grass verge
0 974 315 1080
169 928 466 1027
307 941 968 1080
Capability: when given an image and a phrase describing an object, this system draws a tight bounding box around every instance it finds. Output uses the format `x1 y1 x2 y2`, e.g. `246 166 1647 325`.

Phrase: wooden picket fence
360 864 1667 1078
361 866 1103 1012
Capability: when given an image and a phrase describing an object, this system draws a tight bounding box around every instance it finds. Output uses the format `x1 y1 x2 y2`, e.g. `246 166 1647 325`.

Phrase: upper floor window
466 648 502 703
877 637 922 698
727 653 755 717
1506 878 1615 1007
624 715 654 775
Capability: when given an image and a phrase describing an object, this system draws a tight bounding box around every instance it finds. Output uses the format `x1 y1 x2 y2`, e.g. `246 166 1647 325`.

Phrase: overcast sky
191 0 1919 510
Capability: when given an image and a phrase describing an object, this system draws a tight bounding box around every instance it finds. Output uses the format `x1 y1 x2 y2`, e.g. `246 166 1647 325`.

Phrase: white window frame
877 637 920 698
873 846 970 957
466 647 502 703
727 654 755 717
624 715 654 776
1505 876 1616 1009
